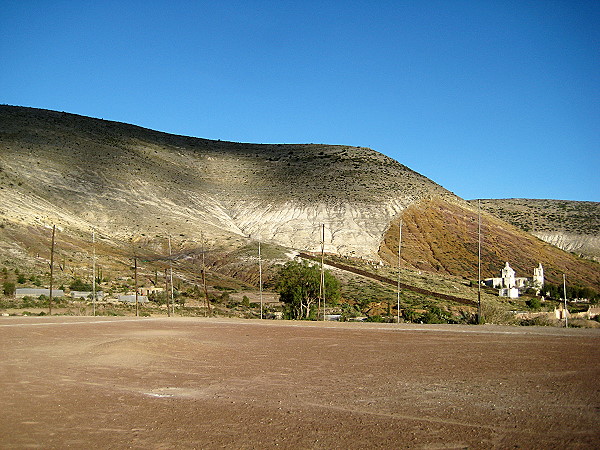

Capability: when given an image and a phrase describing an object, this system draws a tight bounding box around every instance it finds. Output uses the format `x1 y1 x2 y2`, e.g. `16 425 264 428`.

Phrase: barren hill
472 199 600 262
1 105 598 291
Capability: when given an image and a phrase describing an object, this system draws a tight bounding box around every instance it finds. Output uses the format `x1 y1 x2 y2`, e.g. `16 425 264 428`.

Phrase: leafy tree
275 261 340 320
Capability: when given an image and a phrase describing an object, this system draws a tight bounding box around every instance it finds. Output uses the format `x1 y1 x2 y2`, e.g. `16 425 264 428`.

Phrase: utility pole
397 219 402 324
134 257 139 317
92 230 96 317
563 273 568 328
201 232 210 316
258 240 263 319
202 268 211 316
49 225 56 315
165 267 171 317
477 201 482 324
168 234 175 316
321 224 326 321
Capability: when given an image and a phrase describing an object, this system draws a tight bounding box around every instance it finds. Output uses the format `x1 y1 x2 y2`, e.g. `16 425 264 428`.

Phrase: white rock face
533 232 600 261
224 198 412 258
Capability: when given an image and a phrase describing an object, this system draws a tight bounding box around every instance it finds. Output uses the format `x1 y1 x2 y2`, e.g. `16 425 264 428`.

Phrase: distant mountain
472 199 600 262
1 105 598 291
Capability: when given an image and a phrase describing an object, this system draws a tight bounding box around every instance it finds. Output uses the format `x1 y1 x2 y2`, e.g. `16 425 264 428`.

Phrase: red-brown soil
1 317 599 448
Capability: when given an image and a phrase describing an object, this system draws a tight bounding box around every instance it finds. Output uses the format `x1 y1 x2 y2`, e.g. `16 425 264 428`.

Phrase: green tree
275 261 341 320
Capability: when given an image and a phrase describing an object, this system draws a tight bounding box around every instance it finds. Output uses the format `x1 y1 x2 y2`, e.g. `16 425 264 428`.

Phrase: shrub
403 307 421 323
69 278 92 291
3 281 15 296
365 315 384 323
526 298 542 310
421 306 451 324
520 315 552 327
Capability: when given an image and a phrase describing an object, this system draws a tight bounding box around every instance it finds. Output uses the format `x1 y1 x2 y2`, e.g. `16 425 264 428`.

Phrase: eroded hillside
379 197 600 289
0 106 451 260
473 199 600 261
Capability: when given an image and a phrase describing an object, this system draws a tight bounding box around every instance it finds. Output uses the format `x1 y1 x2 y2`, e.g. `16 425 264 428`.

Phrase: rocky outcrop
532 232 600 261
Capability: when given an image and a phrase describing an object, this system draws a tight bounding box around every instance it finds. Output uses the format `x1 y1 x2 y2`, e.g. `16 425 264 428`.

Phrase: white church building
483 262 544 298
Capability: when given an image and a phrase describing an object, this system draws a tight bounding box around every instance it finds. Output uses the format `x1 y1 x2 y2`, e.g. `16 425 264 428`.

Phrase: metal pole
258 240 263 319
563 273 568 328
49 225 56 315
396 219 402 323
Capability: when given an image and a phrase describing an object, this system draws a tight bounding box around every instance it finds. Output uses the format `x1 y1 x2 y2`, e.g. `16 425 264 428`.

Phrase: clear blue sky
2 1 598 201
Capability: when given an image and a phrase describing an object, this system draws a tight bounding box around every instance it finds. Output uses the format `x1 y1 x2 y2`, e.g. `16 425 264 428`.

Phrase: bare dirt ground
1 317 599 449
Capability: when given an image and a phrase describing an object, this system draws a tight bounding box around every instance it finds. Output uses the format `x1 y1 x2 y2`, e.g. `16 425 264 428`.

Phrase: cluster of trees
543 283 599 303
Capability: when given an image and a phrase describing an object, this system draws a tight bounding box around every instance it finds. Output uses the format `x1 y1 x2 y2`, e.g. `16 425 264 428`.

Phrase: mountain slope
379 197 600 289
472 199 600 262
1 105 598 292
0 105 452 259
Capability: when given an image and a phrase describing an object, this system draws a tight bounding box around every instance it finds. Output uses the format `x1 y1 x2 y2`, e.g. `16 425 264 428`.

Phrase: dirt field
1 317 599 449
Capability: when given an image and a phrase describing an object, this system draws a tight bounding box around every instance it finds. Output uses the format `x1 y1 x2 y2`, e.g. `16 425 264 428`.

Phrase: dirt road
1 317 598 448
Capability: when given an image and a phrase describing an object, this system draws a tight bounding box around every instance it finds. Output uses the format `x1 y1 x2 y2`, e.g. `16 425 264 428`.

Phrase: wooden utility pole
165 267 171 317
201 232 211 316
92 230 96 317
49 225 56 315
168 235 175 316
202 268 211 316
563 274 568 328
134 257 139 317
320 223 325 321
258 240 263 319
477 201 483 324
397 219 402 324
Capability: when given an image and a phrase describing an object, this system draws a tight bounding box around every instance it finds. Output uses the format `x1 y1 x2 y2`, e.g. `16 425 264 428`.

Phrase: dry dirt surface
1 317 599 449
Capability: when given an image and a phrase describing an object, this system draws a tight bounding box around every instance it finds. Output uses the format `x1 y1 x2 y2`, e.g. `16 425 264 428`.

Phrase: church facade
483 262 544 298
